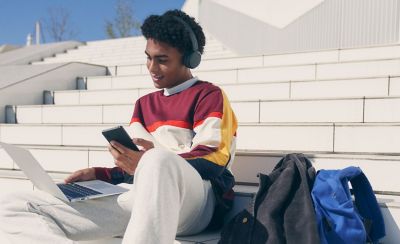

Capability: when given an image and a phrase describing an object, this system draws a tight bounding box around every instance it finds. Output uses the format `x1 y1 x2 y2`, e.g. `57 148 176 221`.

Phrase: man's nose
147 60 159 72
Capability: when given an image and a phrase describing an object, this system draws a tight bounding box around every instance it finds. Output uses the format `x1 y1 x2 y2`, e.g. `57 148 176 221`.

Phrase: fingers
64 171 82 184
110 141 126 154
108 144 120 158
114 155 135 175
108 144 129 162
64 175 76 184
133 138 154 151
108 144 133 173
107 143 143 175
64 168 96 184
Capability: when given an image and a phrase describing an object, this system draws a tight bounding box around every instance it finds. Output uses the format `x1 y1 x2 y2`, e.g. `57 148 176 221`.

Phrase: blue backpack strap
334 167 362 204
312 167 367 244
313 166 386 244
350 171 386 243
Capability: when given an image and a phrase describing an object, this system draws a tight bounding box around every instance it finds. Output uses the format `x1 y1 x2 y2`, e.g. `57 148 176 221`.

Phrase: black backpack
219 153 319 244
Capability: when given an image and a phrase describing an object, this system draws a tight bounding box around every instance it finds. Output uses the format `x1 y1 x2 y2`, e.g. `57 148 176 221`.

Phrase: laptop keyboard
58 183 102 200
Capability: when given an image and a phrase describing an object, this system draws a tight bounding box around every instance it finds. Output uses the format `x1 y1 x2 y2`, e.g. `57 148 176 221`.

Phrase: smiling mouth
151 74 164 82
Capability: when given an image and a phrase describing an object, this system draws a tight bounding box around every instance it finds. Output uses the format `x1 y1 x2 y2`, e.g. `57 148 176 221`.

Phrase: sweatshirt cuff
93 167 112 183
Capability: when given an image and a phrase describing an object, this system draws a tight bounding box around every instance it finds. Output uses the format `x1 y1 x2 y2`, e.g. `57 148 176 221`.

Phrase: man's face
145 38 191 89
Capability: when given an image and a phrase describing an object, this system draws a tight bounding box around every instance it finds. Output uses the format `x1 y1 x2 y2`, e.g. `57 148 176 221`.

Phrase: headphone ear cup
183 51 201 69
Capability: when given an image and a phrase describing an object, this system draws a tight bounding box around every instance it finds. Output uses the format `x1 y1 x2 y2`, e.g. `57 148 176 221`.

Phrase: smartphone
102 126 139 151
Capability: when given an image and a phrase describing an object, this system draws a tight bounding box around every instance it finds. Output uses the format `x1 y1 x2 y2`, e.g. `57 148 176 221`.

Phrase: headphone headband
172 16 199 51
172 16 202 69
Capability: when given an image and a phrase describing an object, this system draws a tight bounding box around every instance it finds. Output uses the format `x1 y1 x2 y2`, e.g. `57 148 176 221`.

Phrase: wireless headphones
172 16 202 69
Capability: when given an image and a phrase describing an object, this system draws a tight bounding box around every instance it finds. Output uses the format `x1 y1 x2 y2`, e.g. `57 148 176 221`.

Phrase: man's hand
133 138 154 151
65 168 96 184
108 138 154 175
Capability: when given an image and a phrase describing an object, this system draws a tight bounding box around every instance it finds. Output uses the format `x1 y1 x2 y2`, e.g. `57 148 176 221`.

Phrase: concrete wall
0 41 82 65
0 63 107 123
194 0 400 55
0 45 20 54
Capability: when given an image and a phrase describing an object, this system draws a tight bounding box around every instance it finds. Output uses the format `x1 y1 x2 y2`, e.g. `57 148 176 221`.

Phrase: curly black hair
141 9 206 55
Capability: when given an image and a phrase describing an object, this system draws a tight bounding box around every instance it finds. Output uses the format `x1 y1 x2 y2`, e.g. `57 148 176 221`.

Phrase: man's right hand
64 168 96 184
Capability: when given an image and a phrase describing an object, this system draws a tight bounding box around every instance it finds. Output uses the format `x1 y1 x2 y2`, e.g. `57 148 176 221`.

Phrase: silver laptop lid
0 142 68 201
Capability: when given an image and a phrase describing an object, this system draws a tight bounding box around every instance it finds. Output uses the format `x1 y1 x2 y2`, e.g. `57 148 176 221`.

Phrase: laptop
0 142 128 202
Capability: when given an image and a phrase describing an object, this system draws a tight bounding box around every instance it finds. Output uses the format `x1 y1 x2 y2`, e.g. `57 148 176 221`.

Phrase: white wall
194 0 400 55
212 0 324 28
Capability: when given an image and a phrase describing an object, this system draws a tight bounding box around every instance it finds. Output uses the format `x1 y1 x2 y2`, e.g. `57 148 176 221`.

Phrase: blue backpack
311 166 385 244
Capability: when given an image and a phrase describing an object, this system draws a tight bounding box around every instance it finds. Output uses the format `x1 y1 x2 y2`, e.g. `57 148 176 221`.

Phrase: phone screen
102 126 139 151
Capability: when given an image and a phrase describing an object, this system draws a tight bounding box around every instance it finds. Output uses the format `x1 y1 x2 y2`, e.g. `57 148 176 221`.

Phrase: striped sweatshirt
95 78 238 195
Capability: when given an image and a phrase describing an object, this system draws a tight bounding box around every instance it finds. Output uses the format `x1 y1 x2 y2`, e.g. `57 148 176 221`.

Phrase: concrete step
57 76 395 104
12 96 400 124
261 44 400 66
1 143 400 193
238 44 400 68
231 186 400 244
115 43 400 72
1 122 400 153
114 52 323 76
60 46 229 59
0 168 398 243
0 124 115 147
233 151 400 193
11 104 134 124
239 59 400 84
60 48 224 59
50 56 144 64
83 62 400 91
234 99 361 124
237 122 400 154
75 35 223 49
39 36 235 67
85 68 244 89
377 195 400 244
290 77 394 98
0 169 68 198
86 66 314 89
45 46 234 64
39 41 400 69
0 144 113 173
108 64 146 76
52 88 157 105
53 44 400 75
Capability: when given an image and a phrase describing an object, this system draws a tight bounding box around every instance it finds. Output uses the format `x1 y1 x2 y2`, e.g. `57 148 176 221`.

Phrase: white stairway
32 35 237 66
2 39 400 243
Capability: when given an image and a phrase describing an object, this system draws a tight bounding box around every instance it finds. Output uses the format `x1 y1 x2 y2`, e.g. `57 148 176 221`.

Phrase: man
0 10 237 244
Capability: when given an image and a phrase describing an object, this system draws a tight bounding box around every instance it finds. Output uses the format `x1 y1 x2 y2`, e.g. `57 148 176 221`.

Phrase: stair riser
16 97 400 124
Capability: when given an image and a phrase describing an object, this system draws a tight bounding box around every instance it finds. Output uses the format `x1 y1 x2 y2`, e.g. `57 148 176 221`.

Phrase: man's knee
136 148 183 176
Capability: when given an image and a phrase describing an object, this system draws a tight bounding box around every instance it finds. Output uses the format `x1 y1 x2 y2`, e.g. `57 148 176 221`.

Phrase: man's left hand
108 141 142 175
108 138 154 175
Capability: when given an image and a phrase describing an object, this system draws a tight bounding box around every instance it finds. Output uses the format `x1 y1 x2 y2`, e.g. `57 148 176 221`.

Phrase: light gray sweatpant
0 148 216 244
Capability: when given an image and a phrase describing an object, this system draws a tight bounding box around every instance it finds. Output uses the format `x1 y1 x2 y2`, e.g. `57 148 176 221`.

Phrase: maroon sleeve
94 167 127 184
94 167 113 183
